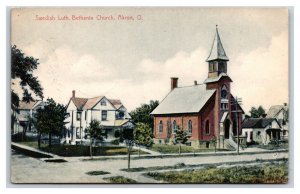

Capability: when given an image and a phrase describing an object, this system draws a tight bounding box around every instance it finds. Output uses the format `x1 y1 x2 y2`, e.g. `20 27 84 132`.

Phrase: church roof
206 27 229 62
151 84 216 115
204 73 232 84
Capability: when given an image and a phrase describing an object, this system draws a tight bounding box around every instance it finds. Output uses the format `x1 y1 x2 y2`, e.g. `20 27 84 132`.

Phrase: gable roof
82 96 104 110
204 73 232 84
206 27 229 62
242 118 280 128
18 100 40 110
109 99 123 109
71 97 88 110
151 84 216 115
68 94 125 111
266 105 288 118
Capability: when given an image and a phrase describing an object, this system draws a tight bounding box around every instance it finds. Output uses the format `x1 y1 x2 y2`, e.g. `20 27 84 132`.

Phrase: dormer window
100 100 106 106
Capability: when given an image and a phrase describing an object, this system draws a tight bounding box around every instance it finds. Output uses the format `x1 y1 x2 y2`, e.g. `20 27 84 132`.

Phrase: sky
11 7 289 113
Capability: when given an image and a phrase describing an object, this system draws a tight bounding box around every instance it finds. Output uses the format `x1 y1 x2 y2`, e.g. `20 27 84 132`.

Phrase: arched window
188 120 192 133
205 120 210 134
158 120 163 133
172 120 177 133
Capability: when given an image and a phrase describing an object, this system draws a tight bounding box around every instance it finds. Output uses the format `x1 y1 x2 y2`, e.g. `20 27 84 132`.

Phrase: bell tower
206 25 229 79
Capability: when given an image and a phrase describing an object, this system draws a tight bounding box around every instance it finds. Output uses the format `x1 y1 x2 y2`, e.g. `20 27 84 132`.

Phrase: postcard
10 7 289 184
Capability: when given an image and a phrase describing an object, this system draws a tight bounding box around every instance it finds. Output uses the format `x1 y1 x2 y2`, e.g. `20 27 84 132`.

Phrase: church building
151 27 244 149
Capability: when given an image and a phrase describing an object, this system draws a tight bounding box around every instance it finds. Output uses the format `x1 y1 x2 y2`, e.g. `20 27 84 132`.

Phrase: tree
84 120 104 159
130 100 159 130
34 98 67 148
174 127 188 155
249 106 266 118
123 127 134 169
133 123 153 156
11 45 43 110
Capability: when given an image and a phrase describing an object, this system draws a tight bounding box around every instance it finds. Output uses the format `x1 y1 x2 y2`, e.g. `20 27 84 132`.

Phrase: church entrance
224 119 231 139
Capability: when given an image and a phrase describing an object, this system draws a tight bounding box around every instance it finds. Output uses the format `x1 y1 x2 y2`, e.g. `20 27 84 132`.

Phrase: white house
266 103 289 140
241 118 281 145
64 90 132 145
12 100 46 135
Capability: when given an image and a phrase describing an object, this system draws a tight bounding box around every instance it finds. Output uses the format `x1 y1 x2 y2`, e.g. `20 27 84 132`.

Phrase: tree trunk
128 147 131 169
90 138 93 159
179 144 181 155
38 132 41 149
49 132 52 147
138 145 140 157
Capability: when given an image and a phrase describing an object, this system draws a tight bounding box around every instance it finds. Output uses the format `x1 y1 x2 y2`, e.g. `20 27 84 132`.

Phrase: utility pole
232 96 242 155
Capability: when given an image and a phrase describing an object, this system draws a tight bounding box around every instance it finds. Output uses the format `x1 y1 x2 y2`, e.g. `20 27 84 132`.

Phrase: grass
86 170 110 176
103 176 138 183
257 142 289 150
17 141 148 157
146 161 288 184
149 144 228 154
121 158 288 172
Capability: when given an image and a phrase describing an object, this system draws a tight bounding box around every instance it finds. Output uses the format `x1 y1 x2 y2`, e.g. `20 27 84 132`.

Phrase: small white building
64 90 131 145
241 118 281 145
12 100 46 135
266 104 289 140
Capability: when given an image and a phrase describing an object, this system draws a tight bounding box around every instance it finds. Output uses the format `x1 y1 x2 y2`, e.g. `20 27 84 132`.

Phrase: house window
159 120 163 133
118 111 125 119
188 120 192 134
76 112 81 121
102 110 107 121
84 111 87 121
172 120 177 133
205 120 210 135
100 100 106 106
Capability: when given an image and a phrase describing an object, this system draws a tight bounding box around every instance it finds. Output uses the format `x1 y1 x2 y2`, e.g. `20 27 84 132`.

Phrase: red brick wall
153 114 200 140
199 96 215 141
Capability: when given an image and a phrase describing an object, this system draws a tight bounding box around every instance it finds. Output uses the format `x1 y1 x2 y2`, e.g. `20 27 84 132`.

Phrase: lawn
103 176 138 183
146 161 288 184
17 141 148 157
149 144 228 154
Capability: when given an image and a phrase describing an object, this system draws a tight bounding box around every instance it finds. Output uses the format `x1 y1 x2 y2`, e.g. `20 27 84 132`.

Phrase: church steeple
206 25 229 62
206 26 229 79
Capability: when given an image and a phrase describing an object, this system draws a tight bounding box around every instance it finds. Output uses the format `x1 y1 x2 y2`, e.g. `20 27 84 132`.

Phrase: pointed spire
206 25 229 62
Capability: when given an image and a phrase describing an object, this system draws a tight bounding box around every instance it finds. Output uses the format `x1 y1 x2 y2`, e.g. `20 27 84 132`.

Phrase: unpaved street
10 149 288 184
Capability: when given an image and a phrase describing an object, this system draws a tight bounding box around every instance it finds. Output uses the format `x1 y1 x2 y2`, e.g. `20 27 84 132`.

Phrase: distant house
12 100 46 135
266 103 289 140
64 90 132 145
241 118 281 145
151 27 245 150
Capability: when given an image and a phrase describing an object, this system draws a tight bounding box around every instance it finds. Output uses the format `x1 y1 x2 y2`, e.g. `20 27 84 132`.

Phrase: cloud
20 30 288 113
230 30 288 113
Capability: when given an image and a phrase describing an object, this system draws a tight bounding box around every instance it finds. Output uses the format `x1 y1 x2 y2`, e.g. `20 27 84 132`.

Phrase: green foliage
86 171 110 176
134 123 153 147
103 176 138 183
174 127 188 144
147 162 288 184
130 100 159 130
34 98 67 146
150 144 194 154
11 45 44 110
84 120 104 141
249 106 266 118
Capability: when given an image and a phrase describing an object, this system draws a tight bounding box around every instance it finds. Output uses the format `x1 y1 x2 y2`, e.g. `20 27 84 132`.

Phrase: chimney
171 77 178 90
72 90 75 98
194 80 198 85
